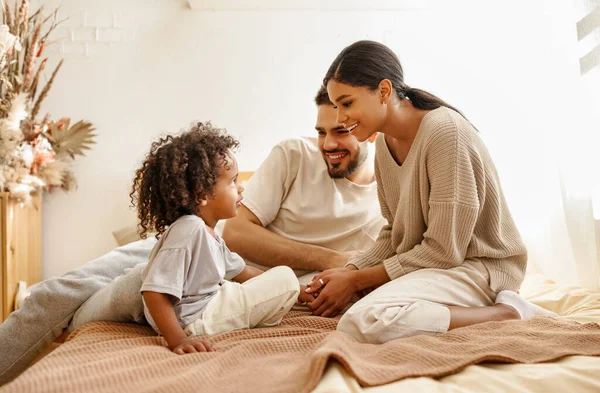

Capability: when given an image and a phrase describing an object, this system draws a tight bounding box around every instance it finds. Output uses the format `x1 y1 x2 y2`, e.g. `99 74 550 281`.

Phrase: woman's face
326 80 386 143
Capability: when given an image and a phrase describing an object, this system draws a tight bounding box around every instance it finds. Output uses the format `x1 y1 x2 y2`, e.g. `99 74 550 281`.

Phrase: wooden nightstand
0 193 42 323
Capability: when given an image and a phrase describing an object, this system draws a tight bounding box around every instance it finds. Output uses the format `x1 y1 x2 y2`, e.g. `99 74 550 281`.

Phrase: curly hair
130 122 239 238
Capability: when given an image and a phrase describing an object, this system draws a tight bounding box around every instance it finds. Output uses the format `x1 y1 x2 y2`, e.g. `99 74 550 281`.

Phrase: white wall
34 0 597 278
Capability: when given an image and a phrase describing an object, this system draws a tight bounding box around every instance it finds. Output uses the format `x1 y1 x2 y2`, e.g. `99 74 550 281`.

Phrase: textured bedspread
3 308 600 393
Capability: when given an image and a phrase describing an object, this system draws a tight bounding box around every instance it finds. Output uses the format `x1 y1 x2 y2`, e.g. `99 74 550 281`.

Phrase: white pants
337 261 496 344
185 266 300 336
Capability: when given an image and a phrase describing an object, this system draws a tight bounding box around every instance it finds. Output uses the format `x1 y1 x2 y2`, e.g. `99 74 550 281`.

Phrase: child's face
203 154 244 223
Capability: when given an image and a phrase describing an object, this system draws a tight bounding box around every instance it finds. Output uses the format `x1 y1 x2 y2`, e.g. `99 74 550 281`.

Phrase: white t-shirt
242 137 385 275
141 215 245 334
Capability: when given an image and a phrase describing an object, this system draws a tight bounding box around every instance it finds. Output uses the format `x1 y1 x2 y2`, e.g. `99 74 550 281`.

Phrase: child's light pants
185 266 300 336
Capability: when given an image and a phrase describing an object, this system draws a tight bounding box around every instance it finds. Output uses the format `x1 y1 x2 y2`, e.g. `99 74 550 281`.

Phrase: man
223 86 382 281
0 86 384 385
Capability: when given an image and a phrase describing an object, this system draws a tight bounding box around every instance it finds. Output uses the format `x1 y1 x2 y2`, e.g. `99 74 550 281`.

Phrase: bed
2 273 600 393
317 274 600 393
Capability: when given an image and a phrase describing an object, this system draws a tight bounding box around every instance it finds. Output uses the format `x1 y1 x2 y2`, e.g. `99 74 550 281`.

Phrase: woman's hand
311 267 351 281
309 264 358 285
171 337 214 355
305 270 358 318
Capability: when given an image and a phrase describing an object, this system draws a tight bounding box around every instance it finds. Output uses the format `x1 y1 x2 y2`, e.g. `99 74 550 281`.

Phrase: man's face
315 104 368 179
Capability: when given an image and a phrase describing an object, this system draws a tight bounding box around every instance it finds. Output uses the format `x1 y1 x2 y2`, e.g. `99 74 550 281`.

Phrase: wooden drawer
0 193 42 323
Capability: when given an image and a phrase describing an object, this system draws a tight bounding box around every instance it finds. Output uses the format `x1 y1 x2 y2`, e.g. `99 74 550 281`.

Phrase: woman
305 40 556 344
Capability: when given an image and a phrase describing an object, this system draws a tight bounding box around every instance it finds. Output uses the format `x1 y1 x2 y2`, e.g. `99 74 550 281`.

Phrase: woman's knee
338 302 448 344
337 305 387 343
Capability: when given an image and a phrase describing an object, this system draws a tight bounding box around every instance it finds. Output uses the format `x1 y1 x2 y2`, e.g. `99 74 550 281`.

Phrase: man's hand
171 337 214 355
306 270 358 318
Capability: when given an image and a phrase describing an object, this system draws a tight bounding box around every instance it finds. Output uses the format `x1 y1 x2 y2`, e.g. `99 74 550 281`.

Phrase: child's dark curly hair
130 121 239 238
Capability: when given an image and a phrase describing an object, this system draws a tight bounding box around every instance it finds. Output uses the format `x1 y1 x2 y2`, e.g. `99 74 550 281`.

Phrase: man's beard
324 147 368 179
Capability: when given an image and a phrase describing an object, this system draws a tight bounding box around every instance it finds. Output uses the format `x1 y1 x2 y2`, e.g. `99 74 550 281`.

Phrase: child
130 122 301 355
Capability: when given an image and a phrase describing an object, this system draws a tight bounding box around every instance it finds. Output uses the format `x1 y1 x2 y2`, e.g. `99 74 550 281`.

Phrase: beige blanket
4 311 600 393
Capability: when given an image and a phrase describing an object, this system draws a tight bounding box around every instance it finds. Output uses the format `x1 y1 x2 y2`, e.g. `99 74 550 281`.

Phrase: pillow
113 225 144 246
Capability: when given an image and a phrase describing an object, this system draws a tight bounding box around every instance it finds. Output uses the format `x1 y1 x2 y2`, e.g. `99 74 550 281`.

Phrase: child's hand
171 337 214 355
297 285 317 305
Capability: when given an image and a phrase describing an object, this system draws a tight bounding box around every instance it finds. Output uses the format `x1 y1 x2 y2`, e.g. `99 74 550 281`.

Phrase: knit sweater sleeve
383 121 482 280
346 157 396 270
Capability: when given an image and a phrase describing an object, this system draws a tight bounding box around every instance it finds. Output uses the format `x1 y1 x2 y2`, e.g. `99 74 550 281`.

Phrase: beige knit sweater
348 107 527 292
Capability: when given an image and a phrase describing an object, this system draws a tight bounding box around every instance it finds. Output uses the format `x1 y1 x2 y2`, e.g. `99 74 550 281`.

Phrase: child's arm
143 291 213 354
231 265 264 283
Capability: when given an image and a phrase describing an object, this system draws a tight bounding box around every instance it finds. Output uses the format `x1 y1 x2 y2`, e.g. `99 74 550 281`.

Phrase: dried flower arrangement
0 1 96 204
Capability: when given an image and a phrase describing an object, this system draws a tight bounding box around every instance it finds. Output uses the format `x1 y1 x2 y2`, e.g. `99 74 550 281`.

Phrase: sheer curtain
525 0 600 289
566 0 600 289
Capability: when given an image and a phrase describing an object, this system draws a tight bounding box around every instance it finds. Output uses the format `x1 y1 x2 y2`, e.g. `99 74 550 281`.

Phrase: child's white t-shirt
140 215 245 334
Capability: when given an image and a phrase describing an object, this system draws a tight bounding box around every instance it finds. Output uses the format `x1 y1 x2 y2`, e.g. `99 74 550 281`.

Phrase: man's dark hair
314 84 332 106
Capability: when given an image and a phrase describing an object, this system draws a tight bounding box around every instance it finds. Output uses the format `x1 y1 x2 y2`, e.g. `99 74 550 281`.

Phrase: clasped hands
297 267 359 318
